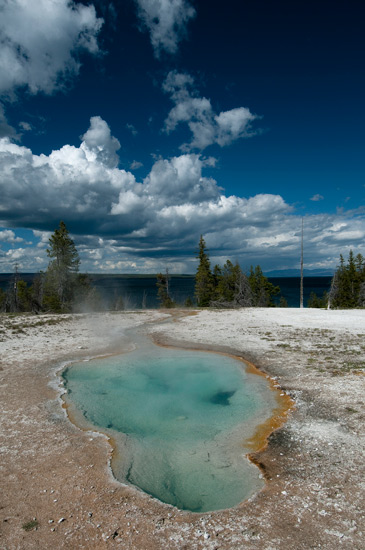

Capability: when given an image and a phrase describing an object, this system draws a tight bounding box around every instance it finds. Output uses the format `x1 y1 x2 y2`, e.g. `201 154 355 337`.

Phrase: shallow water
63 334 278 512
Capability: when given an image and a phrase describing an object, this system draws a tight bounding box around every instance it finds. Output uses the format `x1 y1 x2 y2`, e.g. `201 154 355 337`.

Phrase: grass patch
342 361 365 371
22 519 39 531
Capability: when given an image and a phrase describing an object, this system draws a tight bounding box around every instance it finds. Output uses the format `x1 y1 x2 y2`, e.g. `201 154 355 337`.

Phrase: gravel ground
0 308 364 550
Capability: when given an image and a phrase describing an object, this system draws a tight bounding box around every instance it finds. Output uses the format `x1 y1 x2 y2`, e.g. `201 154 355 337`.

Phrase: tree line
1 225 364 312
157 235 365 310
308 250 365 309
194 235 282 307
157 235 284 308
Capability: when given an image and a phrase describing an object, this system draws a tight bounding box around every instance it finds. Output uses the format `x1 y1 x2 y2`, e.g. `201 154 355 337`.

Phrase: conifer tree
44 221 80 311
248 265 280 306
16 280 33 311
329 250 365 308
195 235 214 307
210 262 254 308
214 260 241 302
279 296 288 307
307 291 328 308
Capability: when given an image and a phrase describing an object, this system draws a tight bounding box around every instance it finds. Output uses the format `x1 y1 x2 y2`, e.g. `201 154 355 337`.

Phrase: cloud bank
1 117 364 273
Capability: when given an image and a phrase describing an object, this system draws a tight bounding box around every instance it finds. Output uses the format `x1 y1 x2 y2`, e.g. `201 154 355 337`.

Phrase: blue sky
0 0 364 274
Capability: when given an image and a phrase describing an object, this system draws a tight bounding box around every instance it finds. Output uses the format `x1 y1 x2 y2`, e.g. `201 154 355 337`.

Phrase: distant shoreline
0 273 332 309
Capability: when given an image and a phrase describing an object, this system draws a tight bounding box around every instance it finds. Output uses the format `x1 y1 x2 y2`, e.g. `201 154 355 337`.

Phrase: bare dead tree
234 272 254 307
327 271 338 309
210 272 254 308
141 289 148 309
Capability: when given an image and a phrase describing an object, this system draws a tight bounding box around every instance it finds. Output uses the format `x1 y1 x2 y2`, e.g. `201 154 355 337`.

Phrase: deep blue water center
63 344 277 512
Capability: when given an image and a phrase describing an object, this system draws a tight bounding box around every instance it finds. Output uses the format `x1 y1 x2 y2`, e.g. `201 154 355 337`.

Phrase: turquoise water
63 343 277 512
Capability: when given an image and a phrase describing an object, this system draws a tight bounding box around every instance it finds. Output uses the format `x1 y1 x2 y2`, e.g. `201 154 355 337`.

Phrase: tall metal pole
300 218 304 308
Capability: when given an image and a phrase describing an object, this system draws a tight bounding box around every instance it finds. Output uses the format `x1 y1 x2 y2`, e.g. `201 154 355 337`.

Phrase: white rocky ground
0 308 364 549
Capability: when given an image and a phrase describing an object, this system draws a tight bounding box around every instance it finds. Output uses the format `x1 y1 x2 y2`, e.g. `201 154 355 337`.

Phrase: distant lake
88 274 332 308
0 273 332 308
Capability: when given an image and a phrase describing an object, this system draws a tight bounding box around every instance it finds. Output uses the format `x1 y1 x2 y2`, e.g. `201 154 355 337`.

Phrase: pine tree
307 291 328 308
195 236 215 307
248 265 280 306
211 260 254 306
279 296 288 307
44 221 80 312
214 260 241 302
329 251 365 308
16 280 33 311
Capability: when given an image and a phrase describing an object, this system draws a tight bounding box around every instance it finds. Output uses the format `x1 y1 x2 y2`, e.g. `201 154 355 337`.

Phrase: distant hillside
264 268 334 277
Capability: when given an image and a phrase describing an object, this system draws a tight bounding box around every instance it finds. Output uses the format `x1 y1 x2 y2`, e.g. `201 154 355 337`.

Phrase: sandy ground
0 308 364 550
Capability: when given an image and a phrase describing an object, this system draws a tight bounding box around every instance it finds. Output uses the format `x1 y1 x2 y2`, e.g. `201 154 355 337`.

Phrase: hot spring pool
62 342 279 512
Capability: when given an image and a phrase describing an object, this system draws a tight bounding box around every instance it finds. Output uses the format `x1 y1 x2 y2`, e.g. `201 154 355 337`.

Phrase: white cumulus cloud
0 0 103 98
163 71 259 150
0 117 132 227
142 154 221 205
135 0 196 57
0 229 23 243
81 116 121 169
